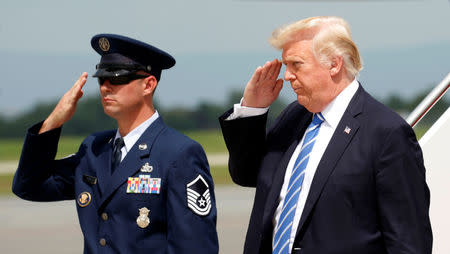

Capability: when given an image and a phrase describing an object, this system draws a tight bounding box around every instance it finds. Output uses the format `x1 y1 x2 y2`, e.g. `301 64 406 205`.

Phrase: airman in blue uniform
12 34 219 254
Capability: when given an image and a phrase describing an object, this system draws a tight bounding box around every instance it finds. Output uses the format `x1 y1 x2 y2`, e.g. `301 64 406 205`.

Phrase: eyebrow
282 56 304 65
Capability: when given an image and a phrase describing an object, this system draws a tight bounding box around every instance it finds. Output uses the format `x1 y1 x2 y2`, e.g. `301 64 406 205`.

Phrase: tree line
0 90 287 138
0 88 448 138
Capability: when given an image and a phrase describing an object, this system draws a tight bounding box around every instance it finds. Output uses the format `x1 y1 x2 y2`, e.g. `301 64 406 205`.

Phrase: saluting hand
39 72 88 134
242 59 283 108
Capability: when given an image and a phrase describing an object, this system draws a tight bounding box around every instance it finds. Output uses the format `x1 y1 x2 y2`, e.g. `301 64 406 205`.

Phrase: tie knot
312 113 324 125
114 137 125 149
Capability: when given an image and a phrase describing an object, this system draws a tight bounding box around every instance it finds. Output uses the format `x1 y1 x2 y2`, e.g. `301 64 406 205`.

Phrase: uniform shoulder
81 129 116 146
158 126 204 152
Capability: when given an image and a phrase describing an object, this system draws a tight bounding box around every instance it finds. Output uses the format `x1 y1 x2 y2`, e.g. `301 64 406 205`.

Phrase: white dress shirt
227 79 359 253
114 111 160 162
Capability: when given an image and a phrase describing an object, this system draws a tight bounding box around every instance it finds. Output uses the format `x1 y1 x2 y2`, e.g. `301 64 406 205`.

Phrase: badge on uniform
77 191 92 207
140 162 153 173
136 207 150 228
186 175 211 216
83 174 97 185
127 175 161 194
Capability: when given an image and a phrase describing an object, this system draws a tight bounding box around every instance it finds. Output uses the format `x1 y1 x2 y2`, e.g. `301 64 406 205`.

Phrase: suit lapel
96 138 112 195
262 140 298 230
99 117 166 209
295 86 365 237
262 111 312 233
95 137 114 196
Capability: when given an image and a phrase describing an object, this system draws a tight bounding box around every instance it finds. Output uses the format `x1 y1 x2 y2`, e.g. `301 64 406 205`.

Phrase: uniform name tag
83 174 97 185
127 175 161 194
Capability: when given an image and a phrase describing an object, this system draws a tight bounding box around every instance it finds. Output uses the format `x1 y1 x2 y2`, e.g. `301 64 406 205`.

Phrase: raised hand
242 59 283 108
39 72 88 134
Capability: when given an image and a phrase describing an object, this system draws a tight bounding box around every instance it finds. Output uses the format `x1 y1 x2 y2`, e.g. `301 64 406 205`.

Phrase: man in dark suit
12 34 218 253
219 16 432 254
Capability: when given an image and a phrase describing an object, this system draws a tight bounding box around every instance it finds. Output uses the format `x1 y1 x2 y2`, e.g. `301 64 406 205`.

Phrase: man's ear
330 55 343 77
143 75 158 95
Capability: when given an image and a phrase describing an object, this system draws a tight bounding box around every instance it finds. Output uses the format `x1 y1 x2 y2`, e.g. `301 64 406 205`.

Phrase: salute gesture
39 72 88 134
242 59 283 108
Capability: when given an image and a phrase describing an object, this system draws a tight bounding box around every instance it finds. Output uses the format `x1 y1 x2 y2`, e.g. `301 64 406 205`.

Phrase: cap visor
92 68 135 78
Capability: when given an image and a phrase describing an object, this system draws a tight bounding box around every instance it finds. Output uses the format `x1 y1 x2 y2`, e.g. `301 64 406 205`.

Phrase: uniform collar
114 110 160 152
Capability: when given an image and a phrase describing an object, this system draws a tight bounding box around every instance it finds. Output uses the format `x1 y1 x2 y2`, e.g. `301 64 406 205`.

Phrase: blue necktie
111 137 125 174
273 113 324 254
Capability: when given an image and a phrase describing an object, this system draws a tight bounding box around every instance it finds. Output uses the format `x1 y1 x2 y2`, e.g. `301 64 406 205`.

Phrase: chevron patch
186 175 211 216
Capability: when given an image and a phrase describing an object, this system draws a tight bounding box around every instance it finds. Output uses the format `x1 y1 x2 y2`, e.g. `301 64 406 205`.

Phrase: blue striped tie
273 113 324 254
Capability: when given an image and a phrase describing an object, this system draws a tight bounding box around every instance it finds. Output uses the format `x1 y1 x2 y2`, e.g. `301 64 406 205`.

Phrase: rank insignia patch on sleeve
186 175 211 216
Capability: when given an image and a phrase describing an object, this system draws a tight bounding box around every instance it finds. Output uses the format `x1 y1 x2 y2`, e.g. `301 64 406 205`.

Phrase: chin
296 97 316 113
296 96 307 107
103 107 117 118
103 110 112 118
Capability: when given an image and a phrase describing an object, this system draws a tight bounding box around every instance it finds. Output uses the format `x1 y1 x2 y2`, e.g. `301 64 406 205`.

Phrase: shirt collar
114 111 160 152
321 79 359 129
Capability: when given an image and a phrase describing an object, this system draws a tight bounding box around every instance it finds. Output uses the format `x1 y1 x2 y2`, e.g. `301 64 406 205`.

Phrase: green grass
0 136 86 161
210 165 233 185
183 130 227 154
0 174 13 195
414 126 428 140
0 138 25 161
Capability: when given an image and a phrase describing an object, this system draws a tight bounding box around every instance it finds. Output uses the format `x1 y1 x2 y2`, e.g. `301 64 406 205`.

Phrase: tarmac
0 185 255 254
0 161 18 174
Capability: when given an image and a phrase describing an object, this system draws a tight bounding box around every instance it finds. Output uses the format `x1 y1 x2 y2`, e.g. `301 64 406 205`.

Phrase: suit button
101 213 108 221
99 238 106 246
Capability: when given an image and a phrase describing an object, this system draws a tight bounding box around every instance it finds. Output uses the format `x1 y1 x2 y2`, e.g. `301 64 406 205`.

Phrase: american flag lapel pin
344 126 351 134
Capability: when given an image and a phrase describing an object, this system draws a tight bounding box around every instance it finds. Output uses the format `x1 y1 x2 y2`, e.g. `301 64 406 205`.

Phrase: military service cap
91 34 175 81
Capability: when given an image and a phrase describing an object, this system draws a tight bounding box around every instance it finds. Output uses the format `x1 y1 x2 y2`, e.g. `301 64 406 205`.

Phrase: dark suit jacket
12 117 218 254
219 85 432 254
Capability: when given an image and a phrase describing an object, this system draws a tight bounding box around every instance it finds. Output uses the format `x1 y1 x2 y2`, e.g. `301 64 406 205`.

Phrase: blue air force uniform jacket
12 117 219 254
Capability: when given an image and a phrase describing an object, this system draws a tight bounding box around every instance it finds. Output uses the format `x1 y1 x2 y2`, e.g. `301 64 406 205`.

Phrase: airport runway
0 186 255 254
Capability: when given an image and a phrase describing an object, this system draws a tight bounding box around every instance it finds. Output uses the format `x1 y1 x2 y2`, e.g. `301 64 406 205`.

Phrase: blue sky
1 0 449 116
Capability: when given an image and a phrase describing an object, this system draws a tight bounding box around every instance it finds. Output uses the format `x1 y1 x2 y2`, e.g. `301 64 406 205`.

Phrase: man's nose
100 80 113 92
284 69 295 81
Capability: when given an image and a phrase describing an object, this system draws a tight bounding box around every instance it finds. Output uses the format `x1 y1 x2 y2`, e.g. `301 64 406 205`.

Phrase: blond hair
269 16 363 79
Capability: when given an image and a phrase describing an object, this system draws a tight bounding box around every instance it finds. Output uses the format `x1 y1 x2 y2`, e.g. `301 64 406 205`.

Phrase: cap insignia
99 37 110 52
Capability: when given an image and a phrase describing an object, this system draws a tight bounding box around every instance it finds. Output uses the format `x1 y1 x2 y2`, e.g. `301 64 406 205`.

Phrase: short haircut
269 16 363 79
